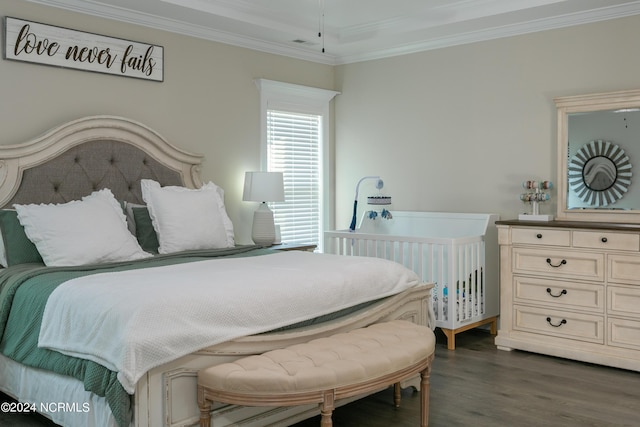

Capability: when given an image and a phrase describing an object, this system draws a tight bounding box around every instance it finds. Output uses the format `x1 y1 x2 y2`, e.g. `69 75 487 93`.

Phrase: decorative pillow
132 207 160 253
0 210 43 267
140 179 235 254
14 189 152 267
123 201 145 236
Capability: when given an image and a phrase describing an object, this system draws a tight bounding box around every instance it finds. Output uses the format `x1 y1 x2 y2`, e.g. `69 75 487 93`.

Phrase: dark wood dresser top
495 219 640 232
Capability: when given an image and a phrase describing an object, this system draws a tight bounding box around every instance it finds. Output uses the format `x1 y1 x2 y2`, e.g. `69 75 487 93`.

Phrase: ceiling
24 0 640 65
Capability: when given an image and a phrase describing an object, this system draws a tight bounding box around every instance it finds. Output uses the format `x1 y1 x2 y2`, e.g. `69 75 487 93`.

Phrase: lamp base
252 203 276 246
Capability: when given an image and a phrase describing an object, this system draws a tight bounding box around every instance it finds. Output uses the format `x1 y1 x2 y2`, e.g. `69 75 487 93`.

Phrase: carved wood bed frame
0 116 432 427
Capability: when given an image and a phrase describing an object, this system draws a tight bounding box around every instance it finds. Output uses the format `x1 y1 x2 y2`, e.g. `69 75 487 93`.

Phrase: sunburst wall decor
568 140 632 207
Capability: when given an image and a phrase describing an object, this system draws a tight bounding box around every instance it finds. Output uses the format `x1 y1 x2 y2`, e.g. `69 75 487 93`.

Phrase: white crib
324 211 499 350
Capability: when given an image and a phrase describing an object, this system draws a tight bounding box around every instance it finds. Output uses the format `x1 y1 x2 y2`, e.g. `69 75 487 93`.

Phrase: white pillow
140 180 235 254
14 189 152 267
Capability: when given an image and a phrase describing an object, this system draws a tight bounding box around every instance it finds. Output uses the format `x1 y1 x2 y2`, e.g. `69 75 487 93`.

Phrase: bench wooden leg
393 382 401 407
197 386 212 427
320 390 335 427
420 360 433 427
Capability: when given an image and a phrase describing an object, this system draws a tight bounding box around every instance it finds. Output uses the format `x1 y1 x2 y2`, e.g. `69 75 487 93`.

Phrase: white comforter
38 251 420 393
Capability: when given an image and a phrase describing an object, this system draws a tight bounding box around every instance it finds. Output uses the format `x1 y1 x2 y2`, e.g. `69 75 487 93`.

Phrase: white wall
0 0 334 245
333 15 640 229
4 1 640 242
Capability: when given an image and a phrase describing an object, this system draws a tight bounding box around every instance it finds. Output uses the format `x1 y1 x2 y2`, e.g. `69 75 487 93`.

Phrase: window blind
267 110 321 245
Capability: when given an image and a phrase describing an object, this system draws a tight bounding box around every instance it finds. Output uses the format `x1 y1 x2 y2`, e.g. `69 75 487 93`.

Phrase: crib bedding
0 247 421 427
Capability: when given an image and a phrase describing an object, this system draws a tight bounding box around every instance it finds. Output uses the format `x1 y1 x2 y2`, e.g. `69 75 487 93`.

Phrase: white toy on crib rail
518 180 554 221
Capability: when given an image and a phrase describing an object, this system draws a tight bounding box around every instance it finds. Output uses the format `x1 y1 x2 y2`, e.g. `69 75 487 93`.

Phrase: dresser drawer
608 317 640 351
573 231 639 251
609 254 640 286
608 286 640 318
511 227 570 247
512 248 604 281
513 276 603 312
513 304 604 343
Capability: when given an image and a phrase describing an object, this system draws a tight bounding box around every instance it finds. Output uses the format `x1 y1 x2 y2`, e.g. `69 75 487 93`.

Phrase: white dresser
495 220 640 371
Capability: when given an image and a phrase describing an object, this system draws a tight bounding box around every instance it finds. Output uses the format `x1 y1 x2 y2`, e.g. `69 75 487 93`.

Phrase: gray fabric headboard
0 116 203 208
5 139 182 206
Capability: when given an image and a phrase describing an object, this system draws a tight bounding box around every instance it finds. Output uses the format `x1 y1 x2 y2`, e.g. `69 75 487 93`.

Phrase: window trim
255 79 339 248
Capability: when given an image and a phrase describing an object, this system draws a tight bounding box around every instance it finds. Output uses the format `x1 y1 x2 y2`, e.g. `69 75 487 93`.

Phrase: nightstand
270 243 317 252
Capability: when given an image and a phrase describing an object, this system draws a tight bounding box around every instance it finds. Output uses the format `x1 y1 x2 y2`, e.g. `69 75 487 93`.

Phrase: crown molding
335 1 640 64
22 0 640 65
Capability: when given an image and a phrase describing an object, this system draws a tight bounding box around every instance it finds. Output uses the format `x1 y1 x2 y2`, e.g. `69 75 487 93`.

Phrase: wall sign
3 17 164 82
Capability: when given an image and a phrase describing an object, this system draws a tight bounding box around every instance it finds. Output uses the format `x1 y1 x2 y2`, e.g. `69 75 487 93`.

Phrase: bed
0 116 433 427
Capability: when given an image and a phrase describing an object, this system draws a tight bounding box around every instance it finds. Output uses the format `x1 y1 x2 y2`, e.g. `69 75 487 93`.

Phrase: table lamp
243 171 285 246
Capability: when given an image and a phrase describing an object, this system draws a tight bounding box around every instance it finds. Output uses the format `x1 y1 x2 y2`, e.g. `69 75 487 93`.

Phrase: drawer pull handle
546 288 567 298
536 233 542 239
546 258 567 268
546 317 567 327
601 237 608 243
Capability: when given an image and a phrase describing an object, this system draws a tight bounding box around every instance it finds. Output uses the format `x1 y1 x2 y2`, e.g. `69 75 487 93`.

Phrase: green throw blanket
0 246 269 427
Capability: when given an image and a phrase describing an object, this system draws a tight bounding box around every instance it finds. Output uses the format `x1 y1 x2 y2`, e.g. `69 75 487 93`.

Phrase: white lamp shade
242 172 285 202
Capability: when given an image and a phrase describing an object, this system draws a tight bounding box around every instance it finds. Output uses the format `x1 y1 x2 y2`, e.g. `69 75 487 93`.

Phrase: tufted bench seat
197 320 436 427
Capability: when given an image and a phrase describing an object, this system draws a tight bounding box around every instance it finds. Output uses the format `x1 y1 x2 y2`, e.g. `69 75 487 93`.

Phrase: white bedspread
38 251 420 394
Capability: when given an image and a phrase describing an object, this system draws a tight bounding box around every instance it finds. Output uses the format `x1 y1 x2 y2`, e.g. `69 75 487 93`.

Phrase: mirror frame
556 88 640 223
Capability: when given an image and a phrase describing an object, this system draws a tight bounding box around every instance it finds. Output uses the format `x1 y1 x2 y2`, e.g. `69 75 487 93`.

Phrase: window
267 110 321 244
256 79 338 248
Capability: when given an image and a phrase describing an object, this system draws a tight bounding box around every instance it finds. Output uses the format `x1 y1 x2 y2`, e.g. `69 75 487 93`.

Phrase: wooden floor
2 328 640 426
294 329 640 427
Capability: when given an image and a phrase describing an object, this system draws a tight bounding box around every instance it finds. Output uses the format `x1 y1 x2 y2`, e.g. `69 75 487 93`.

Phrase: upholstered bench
197 320 436 427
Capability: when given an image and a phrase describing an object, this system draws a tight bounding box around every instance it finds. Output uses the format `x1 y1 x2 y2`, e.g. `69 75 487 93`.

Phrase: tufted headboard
0 116 203 207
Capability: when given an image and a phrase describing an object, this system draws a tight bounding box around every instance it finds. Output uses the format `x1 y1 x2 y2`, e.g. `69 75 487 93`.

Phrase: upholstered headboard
0 116 203 207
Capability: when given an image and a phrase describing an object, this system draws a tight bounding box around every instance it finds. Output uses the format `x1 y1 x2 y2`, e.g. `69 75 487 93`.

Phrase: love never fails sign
3 17 164 82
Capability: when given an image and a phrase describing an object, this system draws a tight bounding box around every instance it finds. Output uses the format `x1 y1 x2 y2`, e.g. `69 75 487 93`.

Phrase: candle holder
518 180 554 221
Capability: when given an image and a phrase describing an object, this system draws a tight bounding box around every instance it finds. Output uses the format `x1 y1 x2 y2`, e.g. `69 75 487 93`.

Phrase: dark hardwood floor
2 328 640 426
295 329 640 427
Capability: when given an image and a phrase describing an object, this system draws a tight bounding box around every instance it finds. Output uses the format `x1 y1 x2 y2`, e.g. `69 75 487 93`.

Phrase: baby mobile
366 195 393 220
519 180 554 221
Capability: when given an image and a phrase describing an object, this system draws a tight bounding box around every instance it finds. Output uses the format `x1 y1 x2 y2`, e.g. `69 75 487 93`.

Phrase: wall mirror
556 89 640 223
